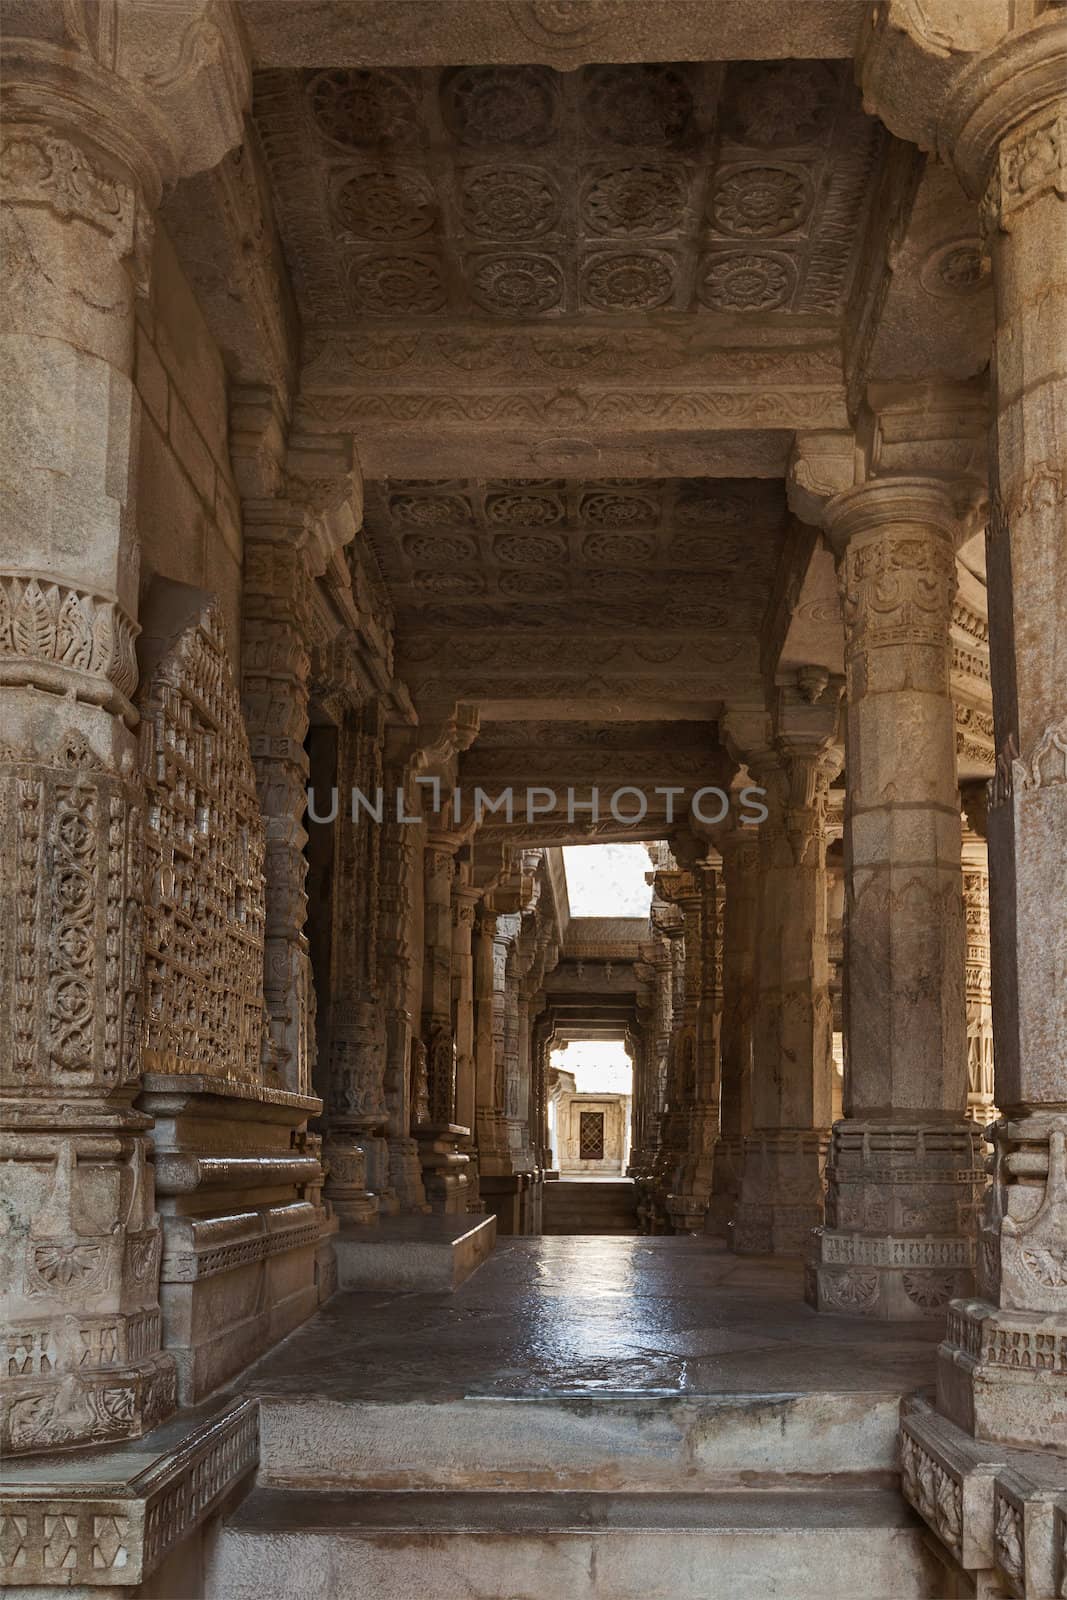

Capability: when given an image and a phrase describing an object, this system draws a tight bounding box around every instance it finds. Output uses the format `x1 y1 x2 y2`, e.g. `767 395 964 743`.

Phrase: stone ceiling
254 58 883 327
361 475 787 715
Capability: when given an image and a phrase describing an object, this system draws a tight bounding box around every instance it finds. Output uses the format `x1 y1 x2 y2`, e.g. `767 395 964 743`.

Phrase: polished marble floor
246 1236 941 1405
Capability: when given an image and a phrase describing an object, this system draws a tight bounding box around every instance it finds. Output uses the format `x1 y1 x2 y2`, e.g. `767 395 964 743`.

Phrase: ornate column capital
941 16 1067 217
1 2 249 206
790 386 988 550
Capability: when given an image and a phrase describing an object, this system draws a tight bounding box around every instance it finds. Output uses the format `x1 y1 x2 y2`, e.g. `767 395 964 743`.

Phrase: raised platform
208 1238 954 1599
334 1212 496 1293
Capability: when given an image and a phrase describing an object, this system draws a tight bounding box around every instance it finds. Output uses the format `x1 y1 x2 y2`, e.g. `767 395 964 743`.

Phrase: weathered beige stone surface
2 1 1063 1593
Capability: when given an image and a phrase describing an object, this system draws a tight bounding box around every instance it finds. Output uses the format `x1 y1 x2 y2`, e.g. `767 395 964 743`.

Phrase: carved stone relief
140 604 268 1084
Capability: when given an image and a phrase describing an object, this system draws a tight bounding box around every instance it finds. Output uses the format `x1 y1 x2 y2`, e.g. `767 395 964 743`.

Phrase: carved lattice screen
579 1110 605 1161
140 603 266 1082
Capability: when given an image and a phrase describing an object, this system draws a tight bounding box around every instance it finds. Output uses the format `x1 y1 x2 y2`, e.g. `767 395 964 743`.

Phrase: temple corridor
1 0 1065 1595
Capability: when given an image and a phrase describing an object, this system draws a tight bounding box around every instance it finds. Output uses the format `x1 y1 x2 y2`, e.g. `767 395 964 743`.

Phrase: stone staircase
205 1383 953 1599
542 1177 639 1234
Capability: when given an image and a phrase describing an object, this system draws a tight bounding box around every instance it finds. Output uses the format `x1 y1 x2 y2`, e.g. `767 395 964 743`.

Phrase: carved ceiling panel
253 58 884 329
361 475 787 710
365 473 785 627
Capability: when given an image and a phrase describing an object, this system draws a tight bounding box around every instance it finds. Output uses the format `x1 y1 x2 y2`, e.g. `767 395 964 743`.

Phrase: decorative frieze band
981 106 1067 235
0 1398 259 1587
0 574 139 709
0 132 137 250
818 1230 974 1268
160 1208 325 1283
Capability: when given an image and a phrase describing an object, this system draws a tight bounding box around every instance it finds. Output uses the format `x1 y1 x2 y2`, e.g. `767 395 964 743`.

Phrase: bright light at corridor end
562 843 656 918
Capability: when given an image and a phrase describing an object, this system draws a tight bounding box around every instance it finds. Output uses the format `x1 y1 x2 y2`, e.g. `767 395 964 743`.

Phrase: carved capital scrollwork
0 129 137 244
840 524 958 659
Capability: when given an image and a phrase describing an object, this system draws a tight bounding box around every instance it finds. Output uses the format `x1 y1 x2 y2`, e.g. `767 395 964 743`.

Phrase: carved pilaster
706 817 760 1237
241 522 316 1096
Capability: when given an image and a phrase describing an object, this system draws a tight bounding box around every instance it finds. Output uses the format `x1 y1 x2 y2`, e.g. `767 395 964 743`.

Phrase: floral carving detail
486 493 564 527
902 1271 955 1310
582 251 675 311
469 254 563 314
581 164 688 235
822 1270 878 1311
721 61 838 148
582 65 694 147
0 576 139 699
509 0 617 46
308 69 419 150
411 570 485 597
842 534 956 654
709 167 811 238
674 487 749 526
460 166 560 238
403 535 478 564
390 494 474 527
498 568 568 597
901 1433 963 1556
581 532 656 562
333 170 435 239
699 252 794 312
494 534 568 564
920 238 991 297
30 1243 103 1289
580 492 658 526
349 254 446 315
444 67 560 147
994 1496 1025 1588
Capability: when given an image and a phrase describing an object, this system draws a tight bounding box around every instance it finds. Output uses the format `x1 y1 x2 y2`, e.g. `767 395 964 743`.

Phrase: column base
665 1193 710 1232
322 1133 380 1226
1 1350 177 1459
387 1135 430 1213
417 1124 471 1214
0 1394 258 1588
806 1230 975 1320
806 1119 984 1318
705 1134 743 1238
899 1393 1067 1599
937 1298 1067 1451
732 1130 829 1256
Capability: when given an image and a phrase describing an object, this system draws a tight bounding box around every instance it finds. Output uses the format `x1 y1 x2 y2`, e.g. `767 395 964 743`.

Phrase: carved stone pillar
931 31 1067 1452
474 908 510 1177
241 521 319 1097
665 861 723 1233
645 890 686 1233
318 703 388 1226
379 737 427 1213
960 790 996 1131
452 877 481 1212
707 820 760 1237
734 696 841 1257
808 480 985 1319
417 832 469 1212
0 6 246 1455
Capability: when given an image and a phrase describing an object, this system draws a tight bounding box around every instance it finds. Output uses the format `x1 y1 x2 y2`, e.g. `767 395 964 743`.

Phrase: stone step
543 1181 638 1235
257 1388 910 1491
334 1213 496 1293
208 1485 950 1600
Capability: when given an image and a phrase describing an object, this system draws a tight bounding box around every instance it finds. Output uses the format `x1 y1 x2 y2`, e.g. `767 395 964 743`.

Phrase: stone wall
135 227 243 667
